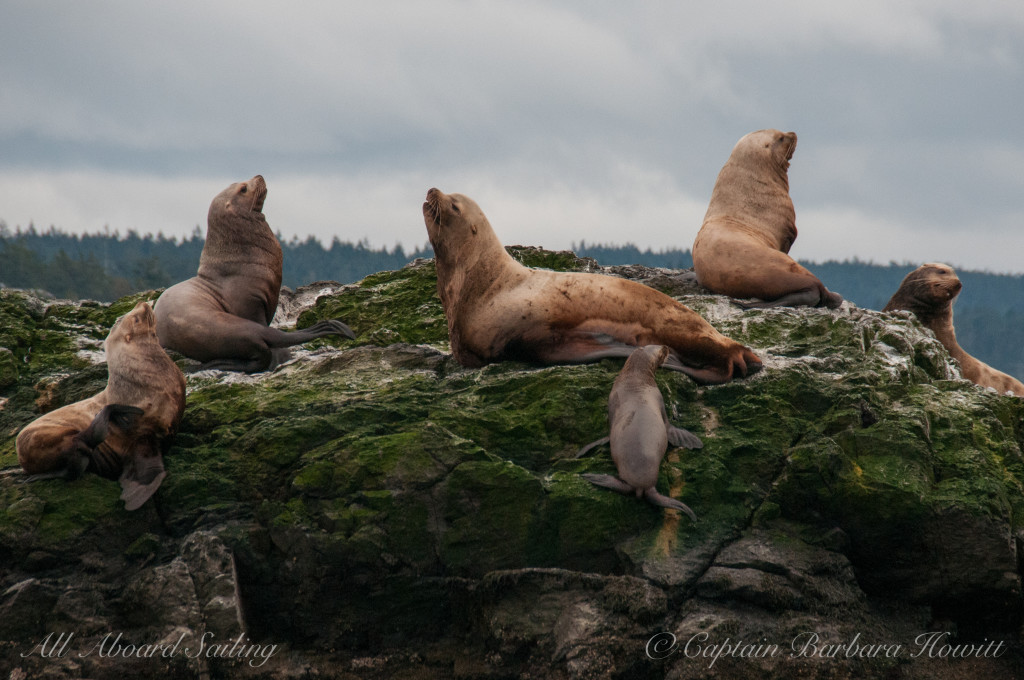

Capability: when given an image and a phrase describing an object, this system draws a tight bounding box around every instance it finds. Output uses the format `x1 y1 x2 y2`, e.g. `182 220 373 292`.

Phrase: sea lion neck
426 190 521 311
617 346 666 385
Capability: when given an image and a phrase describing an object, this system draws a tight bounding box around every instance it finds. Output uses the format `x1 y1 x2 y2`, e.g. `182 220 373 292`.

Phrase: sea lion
155 175 355 372
422 188 762 384
577 344 702 519
692 129 843 309
883 263 1024 397
16 301 187 510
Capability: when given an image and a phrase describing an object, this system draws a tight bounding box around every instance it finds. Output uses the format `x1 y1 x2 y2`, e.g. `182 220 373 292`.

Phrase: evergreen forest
2 224 1022 380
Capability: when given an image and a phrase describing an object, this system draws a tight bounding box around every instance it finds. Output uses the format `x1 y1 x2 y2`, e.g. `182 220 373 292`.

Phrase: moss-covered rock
2 257 1024 679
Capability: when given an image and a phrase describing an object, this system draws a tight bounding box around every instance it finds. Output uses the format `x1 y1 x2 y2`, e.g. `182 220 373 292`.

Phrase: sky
1 1 1023 272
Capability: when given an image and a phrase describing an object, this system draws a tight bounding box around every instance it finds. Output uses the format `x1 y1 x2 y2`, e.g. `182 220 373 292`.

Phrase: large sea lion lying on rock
422 188 762 384
16 302 186 510
577 344 702 519
155 175 355 372
692 129 843 309
884 263 1024 397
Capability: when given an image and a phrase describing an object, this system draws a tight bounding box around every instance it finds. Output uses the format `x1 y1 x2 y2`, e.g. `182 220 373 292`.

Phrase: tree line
2 225 1023 379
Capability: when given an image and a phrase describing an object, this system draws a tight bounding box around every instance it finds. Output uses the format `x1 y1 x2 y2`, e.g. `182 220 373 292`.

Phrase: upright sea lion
692 129 843 309
155 175 355 372
16 301 187 510
577 345 701 519
883 263 1024 397
422 188 762 384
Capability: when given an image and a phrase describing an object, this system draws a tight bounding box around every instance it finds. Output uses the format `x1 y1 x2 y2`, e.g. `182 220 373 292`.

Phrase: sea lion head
106 301 158 352
884 262 962 323
208 175 268 225
422 188 493 260
734 129 797 172
903 262 962 306
624 344 671 376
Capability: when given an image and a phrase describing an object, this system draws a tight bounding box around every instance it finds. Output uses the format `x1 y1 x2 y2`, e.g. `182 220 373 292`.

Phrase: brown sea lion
692 129 843 309
16 302 187 510
577 345 701 519
422 188 762 384
883 263 1024 397
155 175 355 372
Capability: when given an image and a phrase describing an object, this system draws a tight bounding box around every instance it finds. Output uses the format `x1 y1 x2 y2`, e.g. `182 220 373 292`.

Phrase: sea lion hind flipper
581 473 634 495
21 448 91 483
643 488 697 521
263 319 356 350
667 425 703 450
319 319 357 340
575 435 610 458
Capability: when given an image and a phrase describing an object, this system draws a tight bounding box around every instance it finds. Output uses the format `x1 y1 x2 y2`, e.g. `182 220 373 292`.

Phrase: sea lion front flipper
575 436 610 458
120 470 167 511
666 425 703 450
77 403 145 449
106 404 145 431
200 357 271 373
581 473 634 495
662 351 762 385
643 488 697 521
735 288 827 309
529 333 635 365
119 441 167 511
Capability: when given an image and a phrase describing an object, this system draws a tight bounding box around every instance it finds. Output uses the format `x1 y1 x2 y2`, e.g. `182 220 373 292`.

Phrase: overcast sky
2 1 1023 272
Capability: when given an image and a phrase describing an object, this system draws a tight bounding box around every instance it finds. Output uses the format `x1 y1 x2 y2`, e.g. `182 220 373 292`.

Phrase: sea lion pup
692 129 843 309
155 175 355 372
422 188 762 384
16 301 187 510
883 263 1024 397
577 345 701 519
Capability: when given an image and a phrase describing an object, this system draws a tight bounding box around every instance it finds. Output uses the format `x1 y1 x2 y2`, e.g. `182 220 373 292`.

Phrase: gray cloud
1 1 1022 271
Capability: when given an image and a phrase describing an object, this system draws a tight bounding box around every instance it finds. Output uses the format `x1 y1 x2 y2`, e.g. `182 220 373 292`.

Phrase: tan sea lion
692 129 843 309
577 345 701 519
422 188 762 384
16 301 187 510
883 263 1024 397
155 175 355 372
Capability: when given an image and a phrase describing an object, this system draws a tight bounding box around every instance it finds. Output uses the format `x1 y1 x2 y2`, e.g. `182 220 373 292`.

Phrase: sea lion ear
470 222 478 235
123 333 132 344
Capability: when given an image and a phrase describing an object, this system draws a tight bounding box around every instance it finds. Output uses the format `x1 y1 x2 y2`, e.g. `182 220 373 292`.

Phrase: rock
2 251 1024 678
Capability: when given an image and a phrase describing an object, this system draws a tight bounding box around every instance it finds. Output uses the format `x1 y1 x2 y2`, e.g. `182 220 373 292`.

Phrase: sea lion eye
451 204 461 215
239 185 247 195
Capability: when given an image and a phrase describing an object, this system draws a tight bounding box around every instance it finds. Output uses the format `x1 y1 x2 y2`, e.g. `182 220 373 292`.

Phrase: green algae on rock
2 256 1024 679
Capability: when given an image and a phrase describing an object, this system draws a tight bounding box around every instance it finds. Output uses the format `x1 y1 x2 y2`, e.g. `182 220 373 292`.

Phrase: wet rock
3 252 1024 678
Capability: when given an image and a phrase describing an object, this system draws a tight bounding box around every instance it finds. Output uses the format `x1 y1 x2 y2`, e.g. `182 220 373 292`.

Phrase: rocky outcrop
1 248 1023 679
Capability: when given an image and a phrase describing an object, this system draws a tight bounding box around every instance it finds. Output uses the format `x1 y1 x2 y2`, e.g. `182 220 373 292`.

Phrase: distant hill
2 225 1022 380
